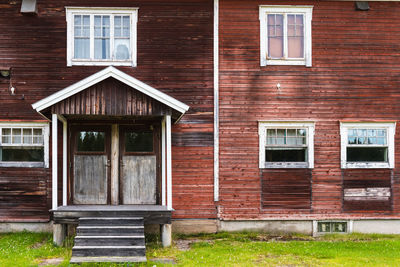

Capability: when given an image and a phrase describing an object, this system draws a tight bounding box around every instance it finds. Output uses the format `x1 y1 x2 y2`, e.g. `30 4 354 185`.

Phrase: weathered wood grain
121 155 156 205
73 155 108 205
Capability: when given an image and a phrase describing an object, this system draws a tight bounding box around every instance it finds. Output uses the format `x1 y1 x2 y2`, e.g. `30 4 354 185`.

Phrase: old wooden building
1 0 400 262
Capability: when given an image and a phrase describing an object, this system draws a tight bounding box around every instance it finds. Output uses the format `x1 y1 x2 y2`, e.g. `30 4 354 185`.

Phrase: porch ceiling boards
52 205 172 225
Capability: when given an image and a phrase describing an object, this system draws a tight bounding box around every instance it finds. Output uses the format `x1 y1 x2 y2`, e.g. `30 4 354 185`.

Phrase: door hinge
105 160 111 167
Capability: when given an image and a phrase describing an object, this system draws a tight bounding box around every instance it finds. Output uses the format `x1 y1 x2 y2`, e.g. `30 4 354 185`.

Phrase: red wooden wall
218 0 400 220
0 0 215 221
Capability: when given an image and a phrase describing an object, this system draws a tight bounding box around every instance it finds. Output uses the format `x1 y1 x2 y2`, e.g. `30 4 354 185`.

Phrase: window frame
259 5 313 67
66 7 138 67
340 122 396 169
259 121 315 169
0 122 50 168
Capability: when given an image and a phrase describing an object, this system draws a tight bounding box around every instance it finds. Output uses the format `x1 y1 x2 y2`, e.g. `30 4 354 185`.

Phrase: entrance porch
31 67 189 255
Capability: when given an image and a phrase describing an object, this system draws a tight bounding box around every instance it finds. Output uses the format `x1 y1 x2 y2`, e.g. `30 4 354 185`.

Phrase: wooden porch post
161 118 166 206
57 115 67 206
166 114 172 210
51 114 58 210
111 124 119 205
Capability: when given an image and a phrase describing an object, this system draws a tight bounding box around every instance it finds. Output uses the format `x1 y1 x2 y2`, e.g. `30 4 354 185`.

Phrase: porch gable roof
32 66 190 115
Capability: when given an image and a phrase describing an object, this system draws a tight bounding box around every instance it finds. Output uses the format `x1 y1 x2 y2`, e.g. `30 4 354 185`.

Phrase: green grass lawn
0 231 400 266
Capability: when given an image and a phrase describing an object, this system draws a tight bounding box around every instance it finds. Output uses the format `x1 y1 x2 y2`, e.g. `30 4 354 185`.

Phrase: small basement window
0 123 49 168
340 122 396 169
259 122 315 168
317 221 348 233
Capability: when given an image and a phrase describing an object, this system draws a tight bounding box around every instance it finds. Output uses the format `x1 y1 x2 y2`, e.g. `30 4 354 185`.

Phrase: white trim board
32 66 189 115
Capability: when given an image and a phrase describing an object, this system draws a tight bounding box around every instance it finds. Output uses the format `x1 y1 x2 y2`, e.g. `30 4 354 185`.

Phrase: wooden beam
57 115 67 206
111 124 119 205
161 118 166 206
52 114 58 210
166 115 172 210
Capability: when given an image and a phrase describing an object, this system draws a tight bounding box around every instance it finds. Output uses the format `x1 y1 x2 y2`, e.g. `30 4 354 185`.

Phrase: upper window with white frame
259 5 313 67
66 7 138 67
0 123 49 168
340 122 396 169
259 122 315 168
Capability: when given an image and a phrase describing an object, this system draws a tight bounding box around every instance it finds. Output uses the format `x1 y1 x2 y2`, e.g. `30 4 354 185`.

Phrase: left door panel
71 126 110 204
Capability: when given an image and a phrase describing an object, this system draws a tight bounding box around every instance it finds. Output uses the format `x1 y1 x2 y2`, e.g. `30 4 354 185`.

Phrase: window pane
267 14 283 58
74 38 90 59
23 128 32 144
125 132 153 152
2 148 44 162
2 128 11 144
114 39 130 60
77 131 105 152
333 222 347 233
288 14 304 58
347 147 387 162
12 129 21 144
266 148 306 162
94 39 110 59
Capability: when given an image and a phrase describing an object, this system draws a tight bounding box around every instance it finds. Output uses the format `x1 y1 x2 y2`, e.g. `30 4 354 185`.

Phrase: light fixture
10 86 15 95
276 83 281 90
0 70 10 78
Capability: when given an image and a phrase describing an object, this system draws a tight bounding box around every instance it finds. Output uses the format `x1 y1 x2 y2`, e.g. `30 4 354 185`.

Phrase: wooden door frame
68 124 112 205
119 123 161 205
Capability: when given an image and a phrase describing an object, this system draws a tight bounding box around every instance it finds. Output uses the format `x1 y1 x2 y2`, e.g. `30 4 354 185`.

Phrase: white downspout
214 0 219 202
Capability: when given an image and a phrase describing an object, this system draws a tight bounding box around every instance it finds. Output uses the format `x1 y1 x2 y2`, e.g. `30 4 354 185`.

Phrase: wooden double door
70 123 160 205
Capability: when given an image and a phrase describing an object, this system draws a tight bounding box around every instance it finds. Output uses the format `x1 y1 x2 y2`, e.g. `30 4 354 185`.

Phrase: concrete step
76 225 144 236
72 246 146 257
79 217 144 226
70 256 147 263
74 236 145 246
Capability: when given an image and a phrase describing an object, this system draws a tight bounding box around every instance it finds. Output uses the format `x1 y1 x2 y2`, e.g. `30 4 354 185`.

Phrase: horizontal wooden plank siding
0 0 215 221
0 168 50 221
219 0 400 220
262 169 312 210
343 169 392 212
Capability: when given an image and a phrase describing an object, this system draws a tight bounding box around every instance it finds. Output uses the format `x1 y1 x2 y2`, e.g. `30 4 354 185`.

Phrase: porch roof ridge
32 66 189 114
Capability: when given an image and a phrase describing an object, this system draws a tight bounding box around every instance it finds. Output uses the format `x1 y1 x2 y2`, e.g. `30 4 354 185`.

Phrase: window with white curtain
259 6 313 67
66 7 138 66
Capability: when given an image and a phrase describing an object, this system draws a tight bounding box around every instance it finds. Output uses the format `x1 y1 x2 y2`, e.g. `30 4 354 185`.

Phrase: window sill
68 60 135 67
0 162 45 168
342 162 392 169
261 59 311 67
261 162 311 169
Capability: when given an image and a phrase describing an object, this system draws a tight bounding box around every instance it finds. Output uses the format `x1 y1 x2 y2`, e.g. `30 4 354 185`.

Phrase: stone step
79 217 144 226
70 256 147 263
72 246 146 257
76 225 144 236
74 236 145 246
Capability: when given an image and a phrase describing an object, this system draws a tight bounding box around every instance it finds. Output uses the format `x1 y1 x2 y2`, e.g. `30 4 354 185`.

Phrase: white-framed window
0 122 49 168
340 122 396 169
259 121 315 168
313 220 353 236
259 5 313 67
66 7 138 67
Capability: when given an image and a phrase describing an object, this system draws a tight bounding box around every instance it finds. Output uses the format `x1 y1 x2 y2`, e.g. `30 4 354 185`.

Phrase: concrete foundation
172 219 218 234
219 220 313 235
353 220 400 234
0 222 52 233
161 224 172 247
53 224 67 246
